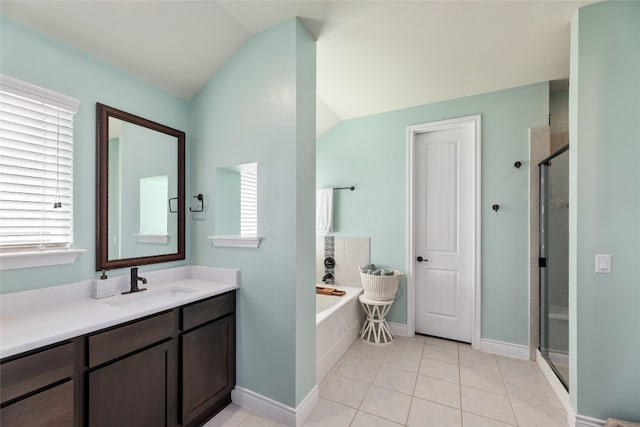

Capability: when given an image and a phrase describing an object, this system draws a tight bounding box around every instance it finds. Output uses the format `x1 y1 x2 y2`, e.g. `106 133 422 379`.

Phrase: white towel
316 188 333 234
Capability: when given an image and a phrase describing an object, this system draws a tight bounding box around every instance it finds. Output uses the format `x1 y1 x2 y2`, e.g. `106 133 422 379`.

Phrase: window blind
0 75 79 251
240 170 257 237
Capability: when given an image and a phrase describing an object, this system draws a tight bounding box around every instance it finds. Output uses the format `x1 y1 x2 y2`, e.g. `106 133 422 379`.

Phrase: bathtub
316 286 363 383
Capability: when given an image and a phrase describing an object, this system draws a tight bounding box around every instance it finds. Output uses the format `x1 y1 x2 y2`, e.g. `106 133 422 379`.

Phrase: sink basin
104 287 197 310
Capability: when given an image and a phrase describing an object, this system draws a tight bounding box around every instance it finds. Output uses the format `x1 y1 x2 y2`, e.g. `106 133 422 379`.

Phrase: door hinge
539 257 547 268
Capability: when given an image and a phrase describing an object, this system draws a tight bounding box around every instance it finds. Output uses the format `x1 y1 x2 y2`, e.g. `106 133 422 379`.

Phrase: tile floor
204 335 567 427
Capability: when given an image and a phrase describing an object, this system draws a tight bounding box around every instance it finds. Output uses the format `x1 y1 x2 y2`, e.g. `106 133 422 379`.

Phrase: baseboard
478 338 529 360
231 385 319 427
574 414 606 427
389 322 410 337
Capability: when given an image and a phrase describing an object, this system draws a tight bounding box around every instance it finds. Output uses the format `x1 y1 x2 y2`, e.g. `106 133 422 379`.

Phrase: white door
414 120 476 343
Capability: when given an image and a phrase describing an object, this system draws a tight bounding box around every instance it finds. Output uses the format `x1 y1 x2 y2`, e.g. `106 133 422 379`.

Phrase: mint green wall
189 19 316 407
570 1 640 420
318 83 548 345
0 17 190 293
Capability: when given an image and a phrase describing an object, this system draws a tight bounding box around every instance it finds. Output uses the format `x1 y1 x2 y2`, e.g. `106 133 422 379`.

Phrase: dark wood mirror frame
96 103 185 271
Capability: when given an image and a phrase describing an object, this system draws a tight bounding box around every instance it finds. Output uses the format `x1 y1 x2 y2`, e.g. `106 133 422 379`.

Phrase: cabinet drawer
0 380 74 426
0 342 73 404
89 311 175 368
182 291 235 331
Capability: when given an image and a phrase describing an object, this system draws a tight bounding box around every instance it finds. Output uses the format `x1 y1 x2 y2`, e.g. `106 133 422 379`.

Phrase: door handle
416 256 428 262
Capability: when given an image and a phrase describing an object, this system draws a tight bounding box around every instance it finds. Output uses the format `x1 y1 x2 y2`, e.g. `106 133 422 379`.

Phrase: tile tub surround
0 266 239 359
316 286 364 384
205 335 568 426
316 236 370 286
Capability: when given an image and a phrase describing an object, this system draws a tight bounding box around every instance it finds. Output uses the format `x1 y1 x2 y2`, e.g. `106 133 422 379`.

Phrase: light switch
595 254 611 274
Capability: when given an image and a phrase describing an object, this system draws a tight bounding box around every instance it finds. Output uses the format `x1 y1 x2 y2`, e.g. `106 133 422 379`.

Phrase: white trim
479 338 529 359
536 349 572 419
208 235 263 248
0 74 79 112
133 234 168 244
406 115 482 347
574 415 606 427
389 322 410 337
0 249 85 270
231 385 319 427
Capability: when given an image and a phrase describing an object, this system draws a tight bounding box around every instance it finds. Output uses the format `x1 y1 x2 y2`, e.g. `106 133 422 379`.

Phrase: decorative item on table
359 263 401 301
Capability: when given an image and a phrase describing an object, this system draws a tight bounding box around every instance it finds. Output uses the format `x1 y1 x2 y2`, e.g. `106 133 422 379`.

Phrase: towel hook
189 194 204 212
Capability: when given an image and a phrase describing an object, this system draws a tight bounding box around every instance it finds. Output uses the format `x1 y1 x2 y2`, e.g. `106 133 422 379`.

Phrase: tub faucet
123 267 147 294
322 273 333 283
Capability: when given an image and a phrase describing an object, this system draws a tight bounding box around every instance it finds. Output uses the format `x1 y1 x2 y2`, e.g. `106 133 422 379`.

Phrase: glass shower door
539 146 569 389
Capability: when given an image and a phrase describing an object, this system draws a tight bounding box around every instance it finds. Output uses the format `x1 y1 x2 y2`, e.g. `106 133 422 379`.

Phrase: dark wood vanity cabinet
87 311 178 427
0 290 236 427
181 292 235 427
0 342 75 426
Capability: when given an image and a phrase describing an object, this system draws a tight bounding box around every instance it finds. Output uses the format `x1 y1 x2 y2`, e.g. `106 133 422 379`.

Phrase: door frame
406 114 482 348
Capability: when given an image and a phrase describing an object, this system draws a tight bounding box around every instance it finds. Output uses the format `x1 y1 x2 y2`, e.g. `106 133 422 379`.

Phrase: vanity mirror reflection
96 103 185 270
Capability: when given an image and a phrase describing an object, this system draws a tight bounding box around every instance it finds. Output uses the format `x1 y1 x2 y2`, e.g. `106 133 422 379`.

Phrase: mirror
214 162 258 236
96 103 185 271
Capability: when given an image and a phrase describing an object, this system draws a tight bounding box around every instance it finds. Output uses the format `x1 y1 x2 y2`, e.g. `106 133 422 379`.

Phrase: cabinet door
0 380 73 426
88 340 176 427
181 314 234 426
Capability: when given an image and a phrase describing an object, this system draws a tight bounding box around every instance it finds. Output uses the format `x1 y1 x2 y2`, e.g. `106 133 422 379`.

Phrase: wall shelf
208 235 263 249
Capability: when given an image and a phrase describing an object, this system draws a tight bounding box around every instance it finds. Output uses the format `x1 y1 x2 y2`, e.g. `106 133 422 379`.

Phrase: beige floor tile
344 343 388 364
237 413 287 427
302 398 356 427
503 374 564 409
350 411 404 427
461 386 517 425
425 336 460 349
387 337 425 355
413 375 461 409
459 349 499 370
458 342 474 352
203 403 251 427
511 398 568 427
360 384 412 425
407 397 462 427
373 366 418 395
319 373 370 408
422 344 459 364
336 354 381 383
419 358 460 384
497 357 547 383
383 349 422 373
460 365 507 395
462 412 516 427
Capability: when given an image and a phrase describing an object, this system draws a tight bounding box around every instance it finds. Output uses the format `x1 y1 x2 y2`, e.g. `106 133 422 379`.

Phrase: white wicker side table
359 294 395 345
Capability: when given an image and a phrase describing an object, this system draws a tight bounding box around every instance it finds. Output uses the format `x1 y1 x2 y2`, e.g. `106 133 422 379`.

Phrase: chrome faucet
123 267 147 294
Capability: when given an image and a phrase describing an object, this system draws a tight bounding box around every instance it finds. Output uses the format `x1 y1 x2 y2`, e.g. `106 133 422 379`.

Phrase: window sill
0 249 86 270
208 235 263 248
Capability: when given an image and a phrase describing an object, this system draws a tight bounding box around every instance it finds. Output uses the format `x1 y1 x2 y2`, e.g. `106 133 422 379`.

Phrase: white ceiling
0 1 593 136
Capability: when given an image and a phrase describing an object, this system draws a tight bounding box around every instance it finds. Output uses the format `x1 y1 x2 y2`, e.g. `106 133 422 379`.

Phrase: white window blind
240 167 257 237
0 75 79 251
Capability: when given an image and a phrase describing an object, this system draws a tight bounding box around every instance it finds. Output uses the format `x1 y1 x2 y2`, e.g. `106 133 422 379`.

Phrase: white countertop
0 266 239 359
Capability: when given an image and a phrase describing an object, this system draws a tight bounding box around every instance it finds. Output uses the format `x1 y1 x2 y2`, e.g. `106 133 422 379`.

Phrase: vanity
0 268 238 427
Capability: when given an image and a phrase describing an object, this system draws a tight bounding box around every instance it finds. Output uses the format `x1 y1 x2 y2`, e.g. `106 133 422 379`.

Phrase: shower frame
538 144 570 391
